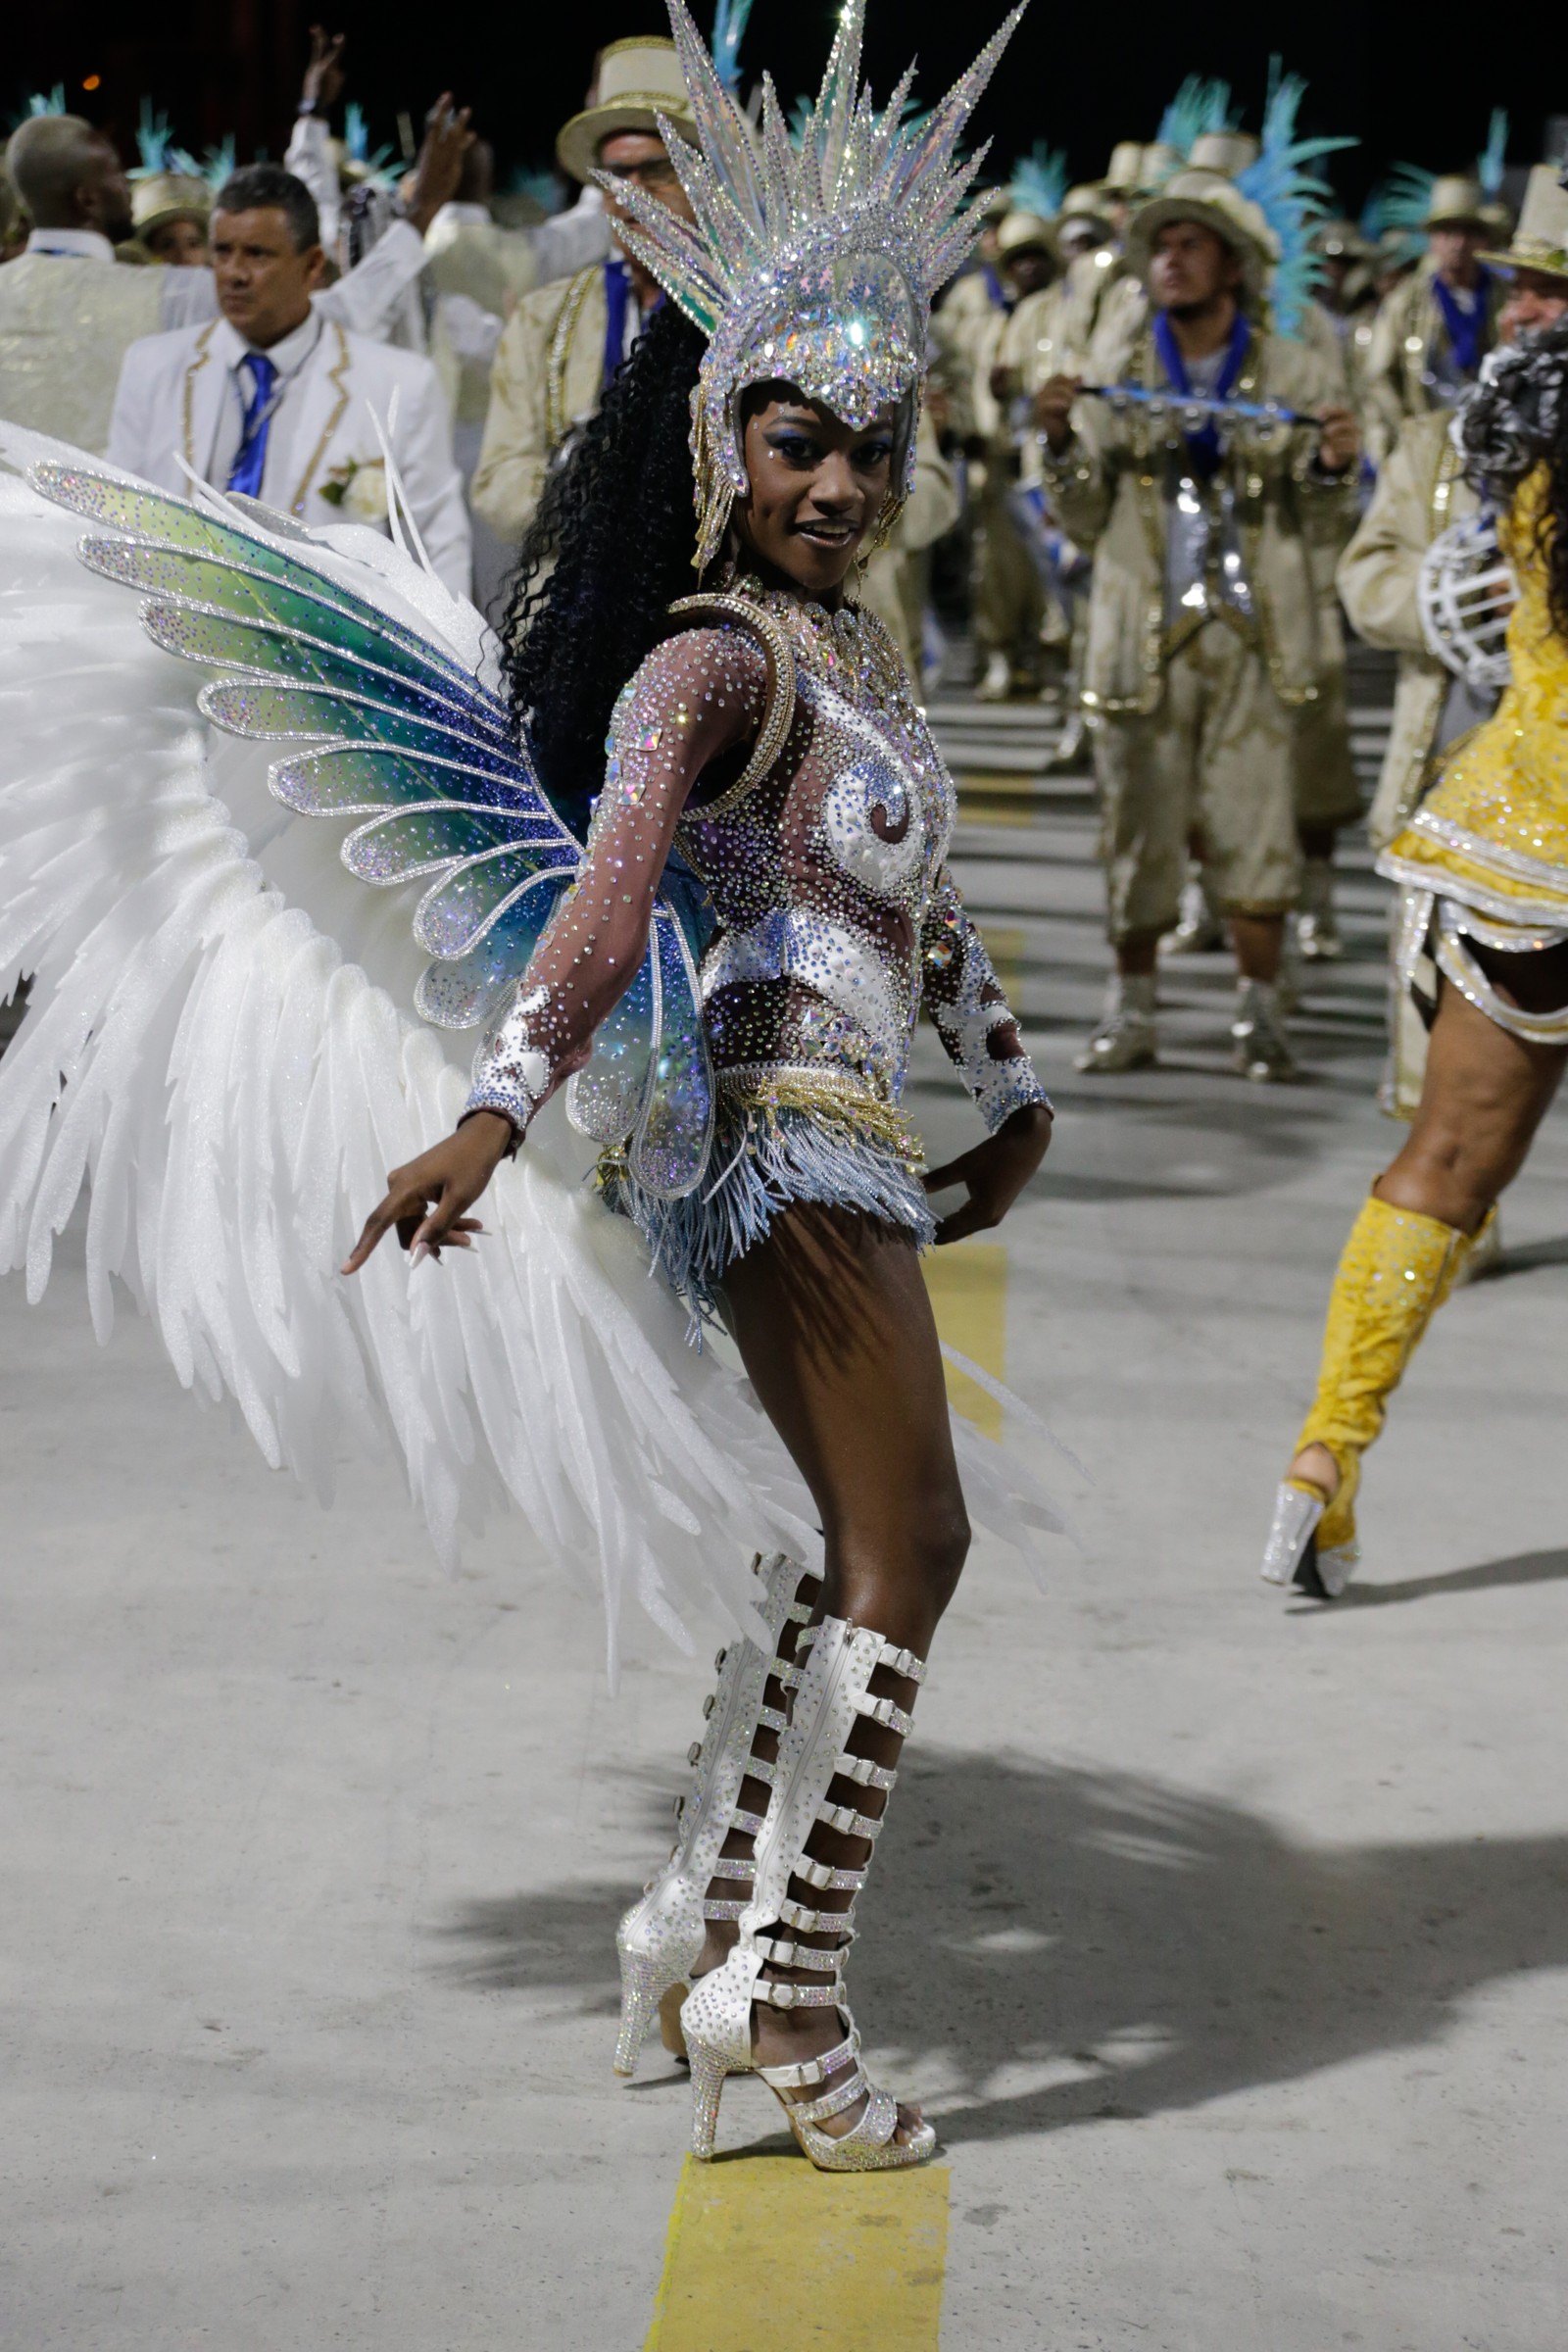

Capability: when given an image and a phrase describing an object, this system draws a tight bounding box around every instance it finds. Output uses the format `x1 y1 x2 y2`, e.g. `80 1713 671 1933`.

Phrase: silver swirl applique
817 755 922 901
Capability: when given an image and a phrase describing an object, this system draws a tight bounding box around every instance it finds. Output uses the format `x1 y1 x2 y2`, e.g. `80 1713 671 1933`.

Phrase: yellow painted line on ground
978 923 1024 1007
646 2153 950 2350
956 769 1045 827
923 1242 1006 1439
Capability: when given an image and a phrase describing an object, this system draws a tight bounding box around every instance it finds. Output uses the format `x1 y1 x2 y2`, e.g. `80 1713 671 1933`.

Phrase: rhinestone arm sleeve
920 865 1052 1132
464 629 766 1141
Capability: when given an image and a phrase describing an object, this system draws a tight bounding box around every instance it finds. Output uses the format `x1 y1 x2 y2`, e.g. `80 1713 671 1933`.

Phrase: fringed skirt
598 1065 936 1326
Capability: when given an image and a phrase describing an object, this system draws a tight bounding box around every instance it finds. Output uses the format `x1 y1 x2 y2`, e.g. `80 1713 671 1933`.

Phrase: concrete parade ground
3 679 1566 2349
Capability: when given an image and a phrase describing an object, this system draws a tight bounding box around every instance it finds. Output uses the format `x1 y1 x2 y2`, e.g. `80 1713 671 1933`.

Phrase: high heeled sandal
679 1615 937 2171
613 1551 819 2076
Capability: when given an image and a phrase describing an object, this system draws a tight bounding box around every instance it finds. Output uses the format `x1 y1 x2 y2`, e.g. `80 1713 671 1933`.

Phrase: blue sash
1152 309 1250 479
1431 267 1492 380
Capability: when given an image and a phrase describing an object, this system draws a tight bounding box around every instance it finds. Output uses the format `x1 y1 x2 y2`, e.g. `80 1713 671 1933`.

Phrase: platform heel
613 1550 819 2076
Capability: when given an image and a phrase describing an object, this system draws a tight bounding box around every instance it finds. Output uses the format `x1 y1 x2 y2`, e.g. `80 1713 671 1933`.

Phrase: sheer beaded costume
466 576 1047 1314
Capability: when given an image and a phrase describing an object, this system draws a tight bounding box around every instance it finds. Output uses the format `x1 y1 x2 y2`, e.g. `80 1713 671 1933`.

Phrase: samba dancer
342 0 1052 2165
1263 303 1568 1599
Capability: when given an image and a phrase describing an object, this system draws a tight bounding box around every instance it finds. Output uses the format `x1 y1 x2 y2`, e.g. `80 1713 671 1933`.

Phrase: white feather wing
0 440 1063 1676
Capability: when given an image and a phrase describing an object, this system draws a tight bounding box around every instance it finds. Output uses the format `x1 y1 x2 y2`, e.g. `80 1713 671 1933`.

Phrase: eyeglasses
600 157 679 191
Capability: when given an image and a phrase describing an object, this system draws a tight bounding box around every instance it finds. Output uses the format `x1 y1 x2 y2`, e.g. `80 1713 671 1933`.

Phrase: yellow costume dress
1261 465 1564 1598
1380 465 1568 1046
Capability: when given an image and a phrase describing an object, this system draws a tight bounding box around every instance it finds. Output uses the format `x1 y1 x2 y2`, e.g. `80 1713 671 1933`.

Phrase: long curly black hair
1458 319 1568 636
500 302 709 829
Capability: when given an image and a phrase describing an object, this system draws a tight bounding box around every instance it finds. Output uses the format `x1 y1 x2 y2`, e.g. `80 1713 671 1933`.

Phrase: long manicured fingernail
409 1240 429 1267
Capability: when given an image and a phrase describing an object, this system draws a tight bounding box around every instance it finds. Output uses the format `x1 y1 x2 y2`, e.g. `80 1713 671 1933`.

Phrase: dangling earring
853 491 906 591
690 396 738 576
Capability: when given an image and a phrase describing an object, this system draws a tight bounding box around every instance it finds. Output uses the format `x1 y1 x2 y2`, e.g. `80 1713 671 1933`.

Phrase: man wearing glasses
471 40 698 547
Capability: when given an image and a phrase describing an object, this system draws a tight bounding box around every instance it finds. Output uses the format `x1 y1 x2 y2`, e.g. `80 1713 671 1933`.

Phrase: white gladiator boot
680 1615 938 2171
613 1550 820 2077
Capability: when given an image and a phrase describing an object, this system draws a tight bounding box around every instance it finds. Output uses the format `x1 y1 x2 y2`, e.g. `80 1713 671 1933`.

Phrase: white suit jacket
108 313 472 597
0 222 433 459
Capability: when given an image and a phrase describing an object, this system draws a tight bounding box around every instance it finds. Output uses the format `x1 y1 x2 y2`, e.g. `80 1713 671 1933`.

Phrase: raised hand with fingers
401 94 474 236
923 1102 1053 1246
341 1109 514 1276
301 24 347 114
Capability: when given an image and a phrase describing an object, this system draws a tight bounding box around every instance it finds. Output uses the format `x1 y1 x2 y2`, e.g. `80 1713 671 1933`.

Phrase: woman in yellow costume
1262 318 1568 1597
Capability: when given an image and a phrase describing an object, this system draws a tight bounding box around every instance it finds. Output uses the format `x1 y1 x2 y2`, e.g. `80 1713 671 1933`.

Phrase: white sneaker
1161 866 1225 956
1076 975 1157 1073
975 651 1012 702
1231 979 1297 1082
1296 857 1346 960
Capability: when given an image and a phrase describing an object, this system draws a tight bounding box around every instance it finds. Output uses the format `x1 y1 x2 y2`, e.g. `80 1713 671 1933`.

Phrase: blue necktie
226 353 278 498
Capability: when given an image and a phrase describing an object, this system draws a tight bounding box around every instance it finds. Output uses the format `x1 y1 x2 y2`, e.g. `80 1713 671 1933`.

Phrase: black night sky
8 0 1562 216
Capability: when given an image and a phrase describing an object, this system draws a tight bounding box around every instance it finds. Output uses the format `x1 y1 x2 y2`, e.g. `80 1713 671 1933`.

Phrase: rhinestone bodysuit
466 579 1049 1309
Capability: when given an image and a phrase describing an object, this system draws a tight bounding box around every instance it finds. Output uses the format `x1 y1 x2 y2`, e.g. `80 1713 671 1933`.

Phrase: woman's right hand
341 1109 514 1276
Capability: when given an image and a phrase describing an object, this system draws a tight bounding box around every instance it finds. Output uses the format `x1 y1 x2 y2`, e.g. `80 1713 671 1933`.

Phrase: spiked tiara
604 0 1028 571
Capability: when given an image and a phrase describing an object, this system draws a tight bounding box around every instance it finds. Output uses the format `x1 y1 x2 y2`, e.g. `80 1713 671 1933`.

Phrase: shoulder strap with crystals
664 591 798 810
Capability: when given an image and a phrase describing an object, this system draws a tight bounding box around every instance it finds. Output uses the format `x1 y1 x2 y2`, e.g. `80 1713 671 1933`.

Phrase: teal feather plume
712 0 755 99
344 103 400 190
506 164 565 214
1479 108 1507 200
1236 60 1355 337
1378 161 1437 232
130 100 179 177
193 135 237 195
8 85 66 129
1009 142 1066 221
1157 76 1236 162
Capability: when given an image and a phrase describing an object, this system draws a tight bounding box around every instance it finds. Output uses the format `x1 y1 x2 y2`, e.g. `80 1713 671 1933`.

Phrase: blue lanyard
1152 309 1251 477
602 258 662 391
1431 266 1492 379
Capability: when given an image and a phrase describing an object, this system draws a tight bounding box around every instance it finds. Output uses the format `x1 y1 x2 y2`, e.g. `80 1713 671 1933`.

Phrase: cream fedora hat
1187 128 1260 178
130 171 212 241
1479 163 1568 284
556 38 699 185
1125 169 1278 301
1424 172 1487 229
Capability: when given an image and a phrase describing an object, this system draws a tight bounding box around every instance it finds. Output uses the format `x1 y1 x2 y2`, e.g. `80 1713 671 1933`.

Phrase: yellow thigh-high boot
1260 1193 1491 1598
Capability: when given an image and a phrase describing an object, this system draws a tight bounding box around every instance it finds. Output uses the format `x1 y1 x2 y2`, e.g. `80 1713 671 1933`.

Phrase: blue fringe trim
599 1102 936 1328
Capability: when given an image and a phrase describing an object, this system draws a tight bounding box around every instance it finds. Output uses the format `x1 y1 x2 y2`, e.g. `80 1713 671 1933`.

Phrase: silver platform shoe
1076 973 1157 1073
613 1550 820 2077
1231 978 1298 1082
1161 865 1226 956
1259 1482 1359 1598
1296 858 1346 961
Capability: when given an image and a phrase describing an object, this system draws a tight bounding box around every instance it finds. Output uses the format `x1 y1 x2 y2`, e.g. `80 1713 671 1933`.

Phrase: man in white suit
0 114 466 462
110 166 471 598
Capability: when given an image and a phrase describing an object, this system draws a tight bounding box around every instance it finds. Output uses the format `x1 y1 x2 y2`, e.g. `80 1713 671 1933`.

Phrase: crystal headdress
605 0 1027 571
